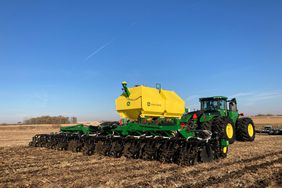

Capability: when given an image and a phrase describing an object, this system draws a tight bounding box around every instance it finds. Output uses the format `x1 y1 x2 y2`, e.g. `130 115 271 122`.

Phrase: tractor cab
200 96 227 112
200 96 238 113
199 96 239 125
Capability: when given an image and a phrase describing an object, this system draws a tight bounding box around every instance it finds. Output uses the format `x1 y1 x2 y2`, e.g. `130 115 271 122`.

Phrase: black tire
186 120 196 132
236 118 255 141
212 117 236 144
82 146 94 156
199 144 214 162
200 121 212 131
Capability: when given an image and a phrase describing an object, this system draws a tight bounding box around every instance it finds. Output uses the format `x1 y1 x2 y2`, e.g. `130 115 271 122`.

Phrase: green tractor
182 96 255 144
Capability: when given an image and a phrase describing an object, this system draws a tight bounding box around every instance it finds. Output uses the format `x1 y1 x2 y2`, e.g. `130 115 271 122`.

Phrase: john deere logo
127 101 130 106
147 102 161 107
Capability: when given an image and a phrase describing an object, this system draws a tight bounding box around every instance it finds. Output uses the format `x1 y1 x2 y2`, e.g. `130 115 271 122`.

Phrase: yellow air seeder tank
115 82 185 120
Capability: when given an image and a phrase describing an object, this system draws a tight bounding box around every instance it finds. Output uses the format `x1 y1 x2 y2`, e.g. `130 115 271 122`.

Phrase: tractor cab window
201 100 226 111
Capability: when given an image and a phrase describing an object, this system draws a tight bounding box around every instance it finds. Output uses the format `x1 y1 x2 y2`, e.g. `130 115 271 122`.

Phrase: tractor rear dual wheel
236 118 255 141
200 121 212 131
212 117 236 144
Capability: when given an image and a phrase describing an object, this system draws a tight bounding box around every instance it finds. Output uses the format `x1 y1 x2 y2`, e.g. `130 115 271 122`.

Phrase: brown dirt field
0 124 64 147
0 122 282 187
252 116 282 129
0 123 101 147
0 135 281 188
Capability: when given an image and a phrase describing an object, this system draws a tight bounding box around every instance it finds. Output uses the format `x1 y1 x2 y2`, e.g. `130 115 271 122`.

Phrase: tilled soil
0 134 281 188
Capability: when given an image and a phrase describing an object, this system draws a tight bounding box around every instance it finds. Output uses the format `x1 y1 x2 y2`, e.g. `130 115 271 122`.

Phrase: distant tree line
23 116 77 124
255 114 282 117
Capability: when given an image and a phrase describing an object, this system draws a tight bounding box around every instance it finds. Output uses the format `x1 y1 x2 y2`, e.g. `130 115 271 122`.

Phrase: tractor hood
183 110 221 123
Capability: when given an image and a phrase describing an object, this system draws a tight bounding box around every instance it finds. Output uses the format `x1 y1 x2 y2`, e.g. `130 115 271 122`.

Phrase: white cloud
230 90 282 115
230 91 282 101
245 91 282 107
229 92 253 98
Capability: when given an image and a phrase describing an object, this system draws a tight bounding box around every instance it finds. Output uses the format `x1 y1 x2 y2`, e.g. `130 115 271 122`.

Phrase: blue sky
1 0 282 123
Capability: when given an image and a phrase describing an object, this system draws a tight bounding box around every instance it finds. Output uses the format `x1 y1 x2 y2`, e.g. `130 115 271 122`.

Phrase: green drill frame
60 120 194 139
60 124 99 135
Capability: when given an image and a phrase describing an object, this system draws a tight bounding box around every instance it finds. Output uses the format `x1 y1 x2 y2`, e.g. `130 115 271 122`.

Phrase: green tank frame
60 120 193 138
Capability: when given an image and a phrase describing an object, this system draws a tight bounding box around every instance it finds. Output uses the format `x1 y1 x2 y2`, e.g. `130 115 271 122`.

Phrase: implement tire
212 117 236 144
236 118 255 141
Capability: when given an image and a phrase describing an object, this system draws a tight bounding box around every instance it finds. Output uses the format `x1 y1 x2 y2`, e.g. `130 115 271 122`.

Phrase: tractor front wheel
236 118 255 141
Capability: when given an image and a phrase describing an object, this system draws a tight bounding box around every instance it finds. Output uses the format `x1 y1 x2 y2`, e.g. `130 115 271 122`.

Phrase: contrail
84 41 113 62
83 22 136 62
